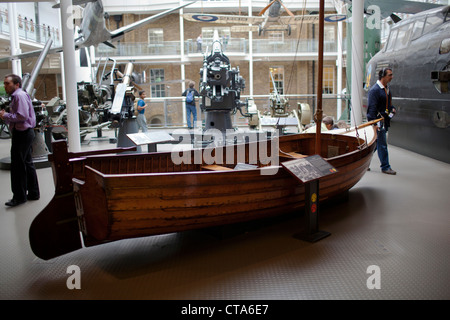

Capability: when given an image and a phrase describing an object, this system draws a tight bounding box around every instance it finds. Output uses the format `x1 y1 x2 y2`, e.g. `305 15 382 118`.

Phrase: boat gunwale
82 163 283 179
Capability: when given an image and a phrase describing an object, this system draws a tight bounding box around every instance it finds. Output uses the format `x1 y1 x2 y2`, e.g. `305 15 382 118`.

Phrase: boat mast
315 0 325 155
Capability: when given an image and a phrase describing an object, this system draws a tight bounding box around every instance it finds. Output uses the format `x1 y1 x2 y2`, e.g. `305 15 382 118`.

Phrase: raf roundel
324 14 347 22
192 15 219 22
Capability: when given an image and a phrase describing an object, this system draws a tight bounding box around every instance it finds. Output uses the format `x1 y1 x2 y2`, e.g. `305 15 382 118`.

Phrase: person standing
367 67 397 175
0 74 40 206
182 81 200 129
136 90 148 132
196 34 202 52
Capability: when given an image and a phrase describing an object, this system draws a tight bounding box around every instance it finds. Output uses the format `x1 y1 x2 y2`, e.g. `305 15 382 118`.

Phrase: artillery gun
199 30 251 134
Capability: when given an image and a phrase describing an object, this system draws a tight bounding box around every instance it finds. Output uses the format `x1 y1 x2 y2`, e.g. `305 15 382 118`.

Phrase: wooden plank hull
30 127 377 260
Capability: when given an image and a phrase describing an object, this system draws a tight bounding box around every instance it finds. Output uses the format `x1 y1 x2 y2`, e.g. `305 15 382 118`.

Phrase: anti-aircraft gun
0 96 10 139
199 30 251 133
268 71 290 118
107 62 140 150
251 71 311 134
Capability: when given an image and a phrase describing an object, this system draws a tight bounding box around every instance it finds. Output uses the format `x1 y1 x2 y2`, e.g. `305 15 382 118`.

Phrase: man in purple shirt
0 74 40 206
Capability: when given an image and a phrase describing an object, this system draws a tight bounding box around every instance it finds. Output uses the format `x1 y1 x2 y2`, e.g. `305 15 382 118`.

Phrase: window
423 14 443 35
323 66 334 94
324 25 335 42
385 28 398 52
150 69 165 97
148 28 164 54
411 18 425 40
268 31 284 42
394 23 413 51
148 28 163 44
269 67 284 95
202 27 230 42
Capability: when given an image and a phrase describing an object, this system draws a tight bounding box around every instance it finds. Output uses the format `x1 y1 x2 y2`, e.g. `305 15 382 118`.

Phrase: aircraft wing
0 46 63 63
183 13 346 26
52 0 96 9
343 0 444 18
110 1 197 41
279 14 347 24
231 25 297 33
182 13 265 25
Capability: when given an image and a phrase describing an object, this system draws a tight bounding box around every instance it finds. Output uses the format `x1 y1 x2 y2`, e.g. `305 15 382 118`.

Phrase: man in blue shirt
0 74 40 206
182 81 200 129
136 90 148 132
367 67 397 175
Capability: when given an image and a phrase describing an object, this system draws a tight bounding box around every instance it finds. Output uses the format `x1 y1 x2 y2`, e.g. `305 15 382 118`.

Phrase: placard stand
282 155 337 242
127 131 175 152
296 179 331 242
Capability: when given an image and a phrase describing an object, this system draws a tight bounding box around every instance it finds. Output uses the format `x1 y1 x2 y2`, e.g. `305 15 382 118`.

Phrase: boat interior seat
201 164 234 171
287 152 307 158
278 151 308 159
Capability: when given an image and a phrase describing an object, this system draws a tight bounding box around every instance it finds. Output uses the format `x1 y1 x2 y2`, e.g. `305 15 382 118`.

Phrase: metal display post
296 179 331 242
282 155 336 243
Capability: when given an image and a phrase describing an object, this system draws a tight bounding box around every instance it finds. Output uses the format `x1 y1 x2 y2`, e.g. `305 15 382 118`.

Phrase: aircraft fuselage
364 6 450 163
76 0 110 49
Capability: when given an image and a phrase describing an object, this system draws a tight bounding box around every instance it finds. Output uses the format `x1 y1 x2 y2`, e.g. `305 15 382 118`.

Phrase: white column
248 0 253 97
179 0 187 127
60 0 81 152
7 3 22 76
336 2 343 120
57 7 66 101
350 0 364 126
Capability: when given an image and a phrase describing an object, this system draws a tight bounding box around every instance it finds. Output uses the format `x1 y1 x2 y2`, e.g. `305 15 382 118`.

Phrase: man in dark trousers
367 67 397 175
0 74 40 206
182 81 200 129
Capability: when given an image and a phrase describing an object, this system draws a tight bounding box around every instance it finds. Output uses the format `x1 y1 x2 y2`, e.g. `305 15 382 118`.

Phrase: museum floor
0 128 449 300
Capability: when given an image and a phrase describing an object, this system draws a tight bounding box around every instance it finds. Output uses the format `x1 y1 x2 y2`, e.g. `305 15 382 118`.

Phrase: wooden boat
30 1 378 260
29 124 378 260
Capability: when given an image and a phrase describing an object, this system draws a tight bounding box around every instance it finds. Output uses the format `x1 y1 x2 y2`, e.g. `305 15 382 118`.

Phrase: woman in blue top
136 90 148 132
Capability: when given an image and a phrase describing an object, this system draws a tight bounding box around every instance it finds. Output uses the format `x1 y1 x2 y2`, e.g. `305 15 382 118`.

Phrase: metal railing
97 41 182 56
0 11 61 48
95 38 342 57
125 94 351 129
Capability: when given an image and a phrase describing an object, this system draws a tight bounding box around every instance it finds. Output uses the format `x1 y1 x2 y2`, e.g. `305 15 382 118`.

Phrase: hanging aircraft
0 0 196 62
363 5 450 164
183 0 346 36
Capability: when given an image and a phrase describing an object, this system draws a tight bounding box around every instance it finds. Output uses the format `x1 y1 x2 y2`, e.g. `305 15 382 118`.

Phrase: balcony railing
97 41 182 56
252 39 338 54
0 11 61 48
95 38 342 58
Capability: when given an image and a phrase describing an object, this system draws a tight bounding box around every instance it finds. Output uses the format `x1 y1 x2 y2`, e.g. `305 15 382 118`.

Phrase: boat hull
30 127 376 260
75 148 372 244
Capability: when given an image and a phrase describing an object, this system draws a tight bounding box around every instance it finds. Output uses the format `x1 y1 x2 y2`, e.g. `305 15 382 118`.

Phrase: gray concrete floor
0 129 449 300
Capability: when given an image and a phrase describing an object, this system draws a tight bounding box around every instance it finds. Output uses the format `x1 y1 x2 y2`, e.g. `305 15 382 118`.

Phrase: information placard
281 154 338 183
127 131 174 146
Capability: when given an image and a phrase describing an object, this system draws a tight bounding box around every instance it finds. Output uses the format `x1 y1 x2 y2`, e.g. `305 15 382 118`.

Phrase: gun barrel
122 62 134 85
23 39 53 97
